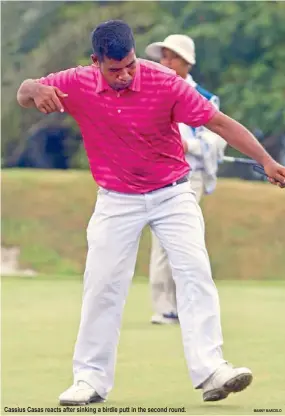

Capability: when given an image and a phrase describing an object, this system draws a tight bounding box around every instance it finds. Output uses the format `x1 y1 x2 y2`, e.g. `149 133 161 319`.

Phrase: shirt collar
95 59 141 94
186 73 197 88
129 59 141 92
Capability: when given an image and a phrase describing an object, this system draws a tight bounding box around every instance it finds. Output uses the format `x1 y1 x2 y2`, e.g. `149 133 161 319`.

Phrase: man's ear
91 54 99 67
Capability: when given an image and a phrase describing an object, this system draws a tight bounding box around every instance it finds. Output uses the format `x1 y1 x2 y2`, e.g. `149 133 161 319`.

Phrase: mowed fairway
2 170 285 280
2 277 285 415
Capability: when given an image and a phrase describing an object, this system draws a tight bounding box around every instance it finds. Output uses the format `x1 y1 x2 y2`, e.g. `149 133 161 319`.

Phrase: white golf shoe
59 380 104 406
202 363 253 402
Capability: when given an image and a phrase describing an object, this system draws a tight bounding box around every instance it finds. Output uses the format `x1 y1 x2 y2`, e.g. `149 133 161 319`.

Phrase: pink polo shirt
39 59 217 193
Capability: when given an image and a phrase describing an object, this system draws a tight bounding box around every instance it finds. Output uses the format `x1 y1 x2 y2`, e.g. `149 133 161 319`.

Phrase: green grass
2 169 285 280
1 169 151 277
2 277 285 415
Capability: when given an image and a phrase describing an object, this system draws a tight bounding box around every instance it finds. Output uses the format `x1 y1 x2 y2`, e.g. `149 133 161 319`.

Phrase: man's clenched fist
33 84 68 114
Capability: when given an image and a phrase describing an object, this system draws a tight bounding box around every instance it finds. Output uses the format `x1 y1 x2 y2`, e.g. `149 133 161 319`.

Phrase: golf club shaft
222 156 267 178
223 156 258 165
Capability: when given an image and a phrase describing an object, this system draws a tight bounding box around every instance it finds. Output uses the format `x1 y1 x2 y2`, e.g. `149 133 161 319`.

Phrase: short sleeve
38 67 78 114
169 76 218 127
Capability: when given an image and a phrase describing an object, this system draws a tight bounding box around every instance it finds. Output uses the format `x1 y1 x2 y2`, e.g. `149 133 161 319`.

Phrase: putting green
2 277 285 415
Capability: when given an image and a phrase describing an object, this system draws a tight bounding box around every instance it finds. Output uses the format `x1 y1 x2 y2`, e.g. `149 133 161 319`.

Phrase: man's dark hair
91 20 135 62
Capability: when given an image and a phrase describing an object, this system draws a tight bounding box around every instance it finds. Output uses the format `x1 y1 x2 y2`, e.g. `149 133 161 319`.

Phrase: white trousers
73 180 225 399
150 171 204 315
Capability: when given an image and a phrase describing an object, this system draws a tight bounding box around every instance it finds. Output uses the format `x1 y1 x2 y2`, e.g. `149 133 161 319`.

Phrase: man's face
92 49 137 91
160 48 190 79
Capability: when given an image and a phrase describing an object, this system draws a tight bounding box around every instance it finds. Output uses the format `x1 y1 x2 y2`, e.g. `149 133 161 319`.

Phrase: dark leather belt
152 175 189 192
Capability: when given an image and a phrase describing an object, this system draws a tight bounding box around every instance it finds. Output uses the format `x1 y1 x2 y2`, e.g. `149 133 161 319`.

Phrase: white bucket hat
145 34 196 65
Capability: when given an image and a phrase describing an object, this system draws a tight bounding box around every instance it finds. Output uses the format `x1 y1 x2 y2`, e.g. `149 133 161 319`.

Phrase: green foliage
165 2 285 136
1 1 284 167
68 142 89 169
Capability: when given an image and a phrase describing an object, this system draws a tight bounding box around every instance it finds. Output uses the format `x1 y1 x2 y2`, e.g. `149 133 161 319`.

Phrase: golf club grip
223 157 284 187
253 165 284 187
253 164 267 176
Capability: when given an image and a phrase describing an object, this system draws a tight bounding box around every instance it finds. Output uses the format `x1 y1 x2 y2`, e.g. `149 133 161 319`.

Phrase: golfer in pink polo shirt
17 20 285 406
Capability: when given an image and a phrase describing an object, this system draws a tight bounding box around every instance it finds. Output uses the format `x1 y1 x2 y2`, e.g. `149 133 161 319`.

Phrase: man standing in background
145 35 227 324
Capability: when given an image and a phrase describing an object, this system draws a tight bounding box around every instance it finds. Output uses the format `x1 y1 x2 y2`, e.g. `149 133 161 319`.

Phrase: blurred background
2 1 285 174
1 1 285 278
2 2 285 412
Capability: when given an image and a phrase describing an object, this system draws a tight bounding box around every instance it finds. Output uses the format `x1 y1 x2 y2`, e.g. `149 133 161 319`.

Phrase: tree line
2 1 284 169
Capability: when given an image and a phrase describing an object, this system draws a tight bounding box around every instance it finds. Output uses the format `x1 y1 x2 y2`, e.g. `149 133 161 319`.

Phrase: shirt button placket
117 92 121 114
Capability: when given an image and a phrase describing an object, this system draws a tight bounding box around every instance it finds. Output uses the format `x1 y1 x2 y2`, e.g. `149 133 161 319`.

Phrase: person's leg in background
59 188 148 405
149 181 252 401
189 170 204 203
149 170 204 324
149 231 178 323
